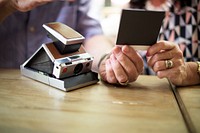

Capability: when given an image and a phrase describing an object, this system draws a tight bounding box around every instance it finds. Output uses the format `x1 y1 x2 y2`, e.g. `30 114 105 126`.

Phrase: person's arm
84 35 144 85
0 0 15 22
76 0 143 85
183 62 200 86
84 35 114 72
0 0 53 23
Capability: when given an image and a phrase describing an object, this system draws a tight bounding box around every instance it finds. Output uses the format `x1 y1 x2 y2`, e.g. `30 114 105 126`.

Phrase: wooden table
0 69 198 133
175 85 200 133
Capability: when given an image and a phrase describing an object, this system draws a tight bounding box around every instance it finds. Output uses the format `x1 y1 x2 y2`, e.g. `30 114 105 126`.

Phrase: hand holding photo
116 9 165 50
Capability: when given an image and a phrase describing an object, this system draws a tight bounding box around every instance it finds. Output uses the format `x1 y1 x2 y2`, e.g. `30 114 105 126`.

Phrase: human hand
0 0 56 22
98 45 144 85
146 40 189 86
2 0 55 12
0 0 74 22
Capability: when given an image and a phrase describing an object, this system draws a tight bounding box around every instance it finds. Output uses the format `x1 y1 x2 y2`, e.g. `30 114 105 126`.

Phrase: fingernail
122 45 129 53
113 47 121 55
146 51 150 57
146 47 151 57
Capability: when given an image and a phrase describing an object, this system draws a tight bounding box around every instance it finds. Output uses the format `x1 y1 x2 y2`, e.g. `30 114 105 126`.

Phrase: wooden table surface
0 69 198 133
176 85 200 133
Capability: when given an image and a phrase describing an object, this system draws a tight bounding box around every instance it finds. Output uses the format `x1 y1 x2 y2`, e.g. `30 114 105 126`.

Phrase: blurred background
90 0 130 42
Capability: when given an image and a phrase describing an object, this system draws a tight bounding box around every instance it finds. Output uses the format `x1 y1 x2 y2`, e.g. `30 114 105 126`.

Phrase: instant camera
20 22 99 91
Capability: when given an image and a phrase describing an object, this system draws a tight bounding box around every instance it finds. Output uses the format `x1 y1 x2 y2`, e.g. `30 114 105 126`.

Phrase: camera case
20 22 99 91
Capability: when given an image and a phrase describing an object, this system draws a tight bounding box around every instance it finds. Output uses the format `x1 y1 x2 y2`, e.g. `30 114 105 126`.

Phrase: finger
110 54 128 83
15 1 52 12
121 45 144 73
156 67 178 80
105 59 117 83
157 68 180 83
152 60 167 73
112 46 139 81
147 41 176 57
118 56 138 82
148 47 182 68
147 51 168 68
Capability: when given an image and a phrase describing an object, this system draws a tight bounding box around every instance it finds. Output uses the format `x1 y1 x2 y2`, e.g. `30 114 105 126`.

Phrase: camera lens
74 63 83 74
86 62 90 67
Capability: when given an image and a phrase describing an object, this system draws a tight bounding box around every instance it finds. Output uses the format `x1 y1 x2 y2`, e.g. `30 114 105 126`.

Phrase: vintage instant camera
20 22 99 91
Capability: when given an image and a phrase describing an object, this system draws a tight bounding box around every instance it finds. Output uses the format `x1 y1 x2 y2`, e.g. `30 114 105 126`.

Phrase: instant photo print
21 22 99 91
116 9 165 50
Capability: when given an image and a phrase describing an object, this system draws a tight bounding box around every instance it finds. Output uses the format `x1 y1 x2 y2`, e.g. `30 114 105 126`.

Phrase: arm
0 0 15 22
84 35 114 72
0 0 53 22
184 62 200 86
84 35 144 85
71 0 143 85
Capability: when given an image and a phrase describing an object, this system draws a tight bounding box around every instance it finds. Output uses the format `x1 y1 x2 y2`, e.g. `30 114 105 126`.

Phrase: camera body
43 22 93 79
20 22 99 91
53 52 93 79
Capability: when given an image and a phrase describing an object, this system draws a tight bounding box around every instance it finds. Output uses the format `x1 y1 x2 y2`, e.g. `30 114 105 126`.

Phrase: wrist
186 62 200 85
196 61 200 75
98 54 109 69
196 61 200 78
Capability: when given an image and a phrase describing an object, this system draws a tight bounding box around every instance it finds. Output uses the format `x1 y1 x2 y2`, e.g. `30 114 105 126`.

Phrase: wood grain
0 69 187 133
177 85 200 133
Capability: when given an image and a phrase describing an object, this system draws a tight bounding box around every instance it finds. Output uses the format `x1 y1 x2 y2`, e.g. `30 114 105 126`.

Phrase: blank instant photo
116 9 165 50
